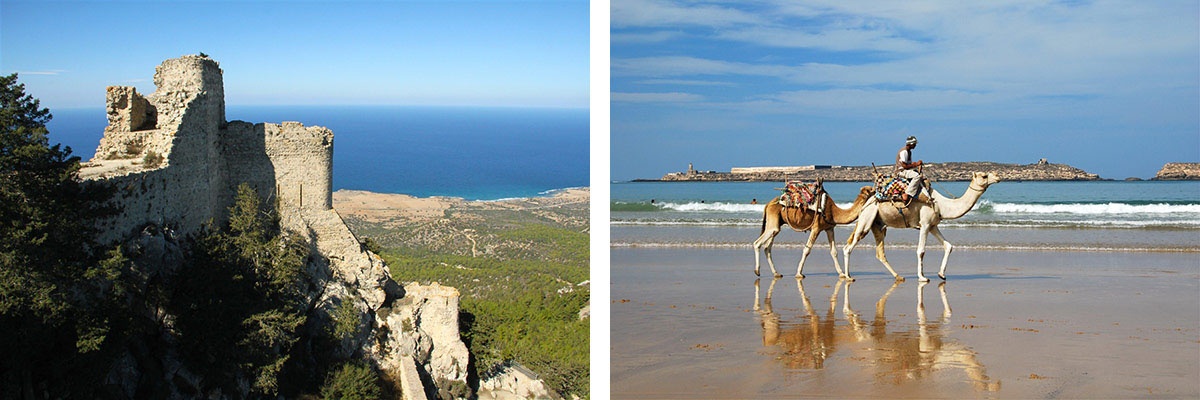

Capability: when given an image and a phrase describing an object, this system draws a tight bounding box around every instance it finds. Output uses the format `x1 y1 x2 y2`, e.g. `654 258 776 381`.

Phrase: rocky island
1152 162 1200 180
645 159 1100 182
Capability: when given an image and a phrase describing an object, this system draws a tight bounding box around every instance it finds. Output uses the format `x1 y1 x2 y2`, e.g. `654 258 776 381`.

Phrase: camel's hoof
773 273 783 279
918 276 931 283
895 276 906 282
845 276 856 282
938 273 946 280
754 270 760 277
795 274 805 279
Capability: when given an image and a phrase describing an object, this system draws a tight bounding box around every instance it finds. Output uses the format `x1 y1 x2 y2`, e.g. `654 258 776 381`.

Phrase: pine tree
0 73 124 397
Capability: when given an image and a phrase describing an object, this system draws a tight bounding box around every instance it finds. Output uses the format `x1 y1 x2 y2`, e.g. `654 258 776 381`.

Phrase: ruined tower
82 54 334 242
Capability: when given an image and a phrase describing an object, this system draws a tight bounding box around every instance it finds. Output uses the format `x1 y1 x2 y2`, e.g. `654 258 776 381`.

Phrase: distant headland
635 160 1200 182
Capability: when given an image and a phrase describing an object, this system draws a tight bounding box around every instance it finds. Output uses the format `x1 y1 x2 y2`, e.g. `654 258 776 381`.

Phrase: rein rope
923 164 959 200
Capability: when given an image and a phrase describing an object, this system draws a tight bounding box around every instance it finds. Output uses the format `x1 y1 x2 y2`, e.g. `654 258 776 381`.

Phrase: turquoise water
612 181 1200 230
48 106 589 200
612 181 1200 251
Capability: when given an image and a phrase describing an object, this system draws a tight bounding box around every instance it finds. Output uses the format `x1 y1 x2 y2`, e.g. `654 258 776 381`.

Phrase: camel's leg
796 277 814 315
929 225 953 280
871 224 903 281
753 221 780 277
938 281 952 318
763 229 781 278
842 279 856 317
825 229 844 278
843 211 876 277
916 224 931 282
829 279 843 314
916 281 928 323
753 278 761 311
752 222 773 276
875 280 901 320
795 229 820 279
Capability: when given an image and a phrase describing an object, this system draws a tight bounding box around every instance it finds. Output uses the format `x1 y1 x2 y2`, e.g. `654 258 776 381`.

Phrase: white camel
843 172 1000 282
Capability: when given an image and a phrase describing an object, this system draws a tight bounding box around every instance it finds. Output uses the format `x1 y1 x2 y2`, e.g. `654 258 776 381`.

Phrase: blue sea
612 181 1200 251
47 106 589 200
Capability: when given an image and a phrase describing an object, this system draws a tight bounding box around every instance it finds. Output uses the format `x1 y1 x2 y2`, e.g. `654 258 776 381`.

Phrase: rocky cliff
1152 163 1200 180
84 55 468 399
650 160 1100 182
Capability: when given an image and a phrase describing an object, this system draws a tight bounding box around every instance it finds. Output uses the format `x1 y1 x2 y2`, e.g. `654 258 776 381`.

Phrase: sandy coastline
611 247 1200 398
333 187 589 224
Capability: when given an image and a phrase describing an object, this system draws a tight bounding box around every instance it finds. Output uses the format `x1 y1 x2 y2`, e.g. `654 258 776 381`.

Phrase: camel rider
895 136 924 204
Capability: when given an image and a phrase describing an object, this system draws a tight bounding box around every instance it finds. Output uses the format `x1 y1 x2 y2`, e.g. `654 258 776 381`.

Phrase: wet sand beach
611 247 1200 398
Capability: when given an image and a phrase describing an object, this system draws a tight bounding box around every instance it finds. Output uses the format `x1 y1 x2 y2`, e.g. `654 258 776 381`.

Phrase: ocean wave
658 201 765 213
977 200 1200 215
610 218 1200 229
611 200 854 213
611 219 760 226
610 242 1200 253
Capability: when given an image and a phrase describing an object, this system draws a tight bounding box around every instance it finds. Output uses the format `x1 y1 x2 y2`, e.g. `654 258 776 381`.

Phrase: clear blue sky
611 0 1200 180
1 0 588 109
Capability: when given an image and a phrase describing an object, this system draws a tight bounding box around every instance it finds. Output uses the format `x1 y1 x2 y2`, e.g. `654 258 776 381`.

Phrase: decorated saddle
874 175 909 201
778 180 824 211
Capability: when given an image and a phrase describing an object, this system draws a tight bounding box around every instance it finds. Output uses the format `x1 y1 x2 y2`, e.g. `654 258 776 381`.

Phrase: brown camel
752 184 875 279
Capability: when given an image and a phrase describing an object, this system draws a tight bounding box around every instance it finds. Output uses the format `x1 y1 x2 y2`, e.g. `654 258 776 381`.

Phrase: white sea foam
657 201 764 213
610 218 1200 229
983 200 1200 215
609 242 1200 253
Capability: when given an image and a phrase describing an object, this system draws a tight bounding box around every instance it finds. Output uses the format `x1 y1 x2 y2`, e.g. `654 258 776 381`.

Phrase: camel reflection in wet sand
754 278 1001 391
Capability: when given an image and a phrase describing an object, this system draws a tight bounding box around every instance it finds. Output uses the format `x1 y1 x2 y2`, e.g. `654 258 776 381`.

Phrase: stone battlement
81 55 334 243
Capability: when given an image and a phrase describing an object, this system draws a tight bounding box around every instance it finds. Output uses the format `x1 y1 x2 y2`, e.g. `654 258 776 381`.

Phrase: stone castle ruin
81 55 467 399
83 55 333 242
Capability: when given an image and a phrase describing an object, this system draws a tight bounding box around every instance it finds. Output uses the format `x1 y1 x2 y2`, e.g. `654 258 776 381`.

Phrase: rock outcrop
82 55 468 398
478 363 556 400
650 161 1101 182
1153 163 1200 180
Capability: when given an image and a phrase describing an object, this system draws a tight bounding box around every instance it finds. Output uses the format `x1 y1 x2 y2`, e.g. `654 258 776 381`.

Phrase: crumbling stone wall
83 55 335 242
105 86 155 132
85 55 228 243
264 122 334 210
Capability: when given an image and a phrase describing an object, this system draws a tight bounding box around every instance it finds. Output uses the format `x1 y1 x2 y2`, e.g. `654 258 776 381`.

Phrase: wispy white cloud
612 92 705 102
611 31 683 43
612 0 764 28
752 88 1008 112
613 56 793 78
635 79 735 86
613 0 1199 109
714 26 925 52
7 69 67 75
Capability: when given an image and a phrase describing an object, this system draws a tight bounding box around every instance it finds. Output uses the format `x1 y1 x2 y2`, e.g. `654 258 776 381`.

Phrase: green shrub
320 361 383 400
143 150 162 168
360 237 382 254
125 140 144 155
330 298 361 340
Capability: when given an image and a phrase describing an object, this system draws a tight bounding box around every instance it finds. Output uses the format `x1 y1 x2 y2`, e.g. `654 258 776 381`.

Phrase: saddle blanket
778 181 819 208
874 175 908 201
